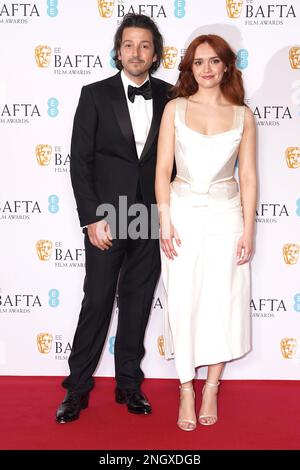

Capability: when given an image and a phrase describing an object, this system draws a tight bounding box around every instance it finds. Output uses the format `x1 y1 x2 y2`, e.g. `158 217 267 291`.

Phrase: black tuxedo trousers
63 231 161 393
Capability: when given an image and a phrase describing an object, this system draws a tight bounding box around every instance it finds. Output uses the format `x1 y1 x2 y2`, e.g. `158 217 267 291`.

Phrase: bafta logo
289 47 300 70
37 333 53 354
35 45 52 68
157 335 165 356
97 0 115 18
36 144 52 166
36 240 53 261
282 243 300 265
226 0 243 18
162 47 178 69
280 337 297 359
285 147 300 169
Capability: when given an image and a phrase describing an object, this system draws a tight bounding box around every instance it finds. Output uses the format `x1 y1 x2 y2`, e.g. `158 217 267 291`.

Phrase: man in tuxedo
56 13 172 423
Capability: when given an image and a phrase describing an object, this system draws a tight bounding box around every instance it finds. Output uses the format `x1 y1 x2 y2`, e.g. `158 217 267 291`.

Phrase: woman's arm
155 99 180 259
155 100 176 213
237 106 257 264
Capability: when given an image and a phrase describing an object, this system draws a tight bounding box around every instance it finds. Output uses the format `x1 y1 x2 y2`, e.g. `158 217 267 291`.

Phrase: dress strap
175 97 188 127
233 105 246 131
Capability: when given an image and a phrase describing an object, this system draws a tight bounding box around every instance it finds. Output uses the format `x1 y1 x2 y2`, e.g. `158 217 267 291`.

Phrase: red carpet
0 377 299 450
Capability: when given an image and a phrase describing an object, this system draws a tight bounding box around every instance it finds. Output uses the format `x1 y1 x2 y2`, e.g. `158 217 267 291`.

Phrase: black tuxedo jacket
70 72 172 227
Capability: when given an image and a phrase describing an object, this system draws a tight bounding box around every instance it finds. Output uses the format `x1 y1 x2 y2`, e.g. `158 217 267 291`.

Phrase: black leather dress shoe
115 387 152 414
56 391 89 423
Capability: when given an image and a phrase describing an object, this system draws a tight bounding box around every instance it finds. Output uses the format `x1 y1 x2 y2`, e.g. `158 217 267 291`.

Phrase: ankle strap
179 385 194 391
205 381 220 387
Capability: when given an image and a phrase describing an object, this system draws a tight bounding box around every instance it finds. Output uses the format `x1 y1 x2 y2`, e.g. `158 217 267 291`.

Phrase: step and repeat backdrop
0 0 299 380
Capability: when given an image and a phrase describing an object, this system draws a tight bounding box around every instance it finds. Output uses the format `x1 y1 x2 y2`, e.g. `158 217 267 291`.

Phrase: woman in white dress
155 35 257 431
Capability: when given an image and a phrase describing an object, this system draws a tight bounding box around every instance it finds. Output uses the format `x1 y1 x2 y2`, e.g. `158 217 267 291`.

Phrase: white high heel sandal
177 386 197 431
199 381 220 426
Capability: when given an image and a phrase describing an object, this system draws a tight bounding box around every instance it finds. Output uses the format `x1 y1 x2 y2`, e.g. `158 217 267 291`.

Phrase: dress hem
177 347 251 384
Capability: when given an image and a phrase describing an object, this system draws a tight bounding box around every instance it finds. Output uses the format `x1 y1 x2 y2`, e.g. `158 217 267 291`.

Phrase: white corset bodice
173 97 245 195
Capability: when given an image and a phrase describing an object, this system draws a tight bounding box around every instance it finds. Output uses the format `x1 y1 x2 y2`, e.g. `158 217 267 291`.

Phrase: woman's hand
160 217 181 260
236 233 253 265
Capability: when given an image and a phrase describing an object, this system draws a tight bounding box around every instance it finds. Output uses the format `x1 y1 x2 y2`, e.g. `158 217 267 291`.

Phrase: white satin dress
161 97 251 384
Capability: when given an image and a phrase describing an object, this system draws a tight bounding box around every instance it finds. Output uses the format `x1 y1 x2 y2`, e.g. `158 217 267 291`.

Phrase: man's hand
87 220 113 250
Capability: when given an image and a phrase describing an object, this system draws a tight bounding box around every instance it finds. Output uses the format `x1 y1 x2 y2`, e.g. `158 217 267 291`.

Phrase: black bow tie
127 80 152 103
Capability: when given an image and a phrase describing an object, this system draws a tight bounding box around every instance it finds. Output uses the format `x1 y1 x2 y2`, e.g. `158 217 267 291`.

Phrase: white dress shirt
121 70 153 158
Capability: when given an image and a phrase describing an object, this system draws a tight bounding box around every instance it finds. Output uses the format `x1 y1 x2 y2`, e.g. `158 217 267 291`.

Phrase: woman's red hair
171 34 245 106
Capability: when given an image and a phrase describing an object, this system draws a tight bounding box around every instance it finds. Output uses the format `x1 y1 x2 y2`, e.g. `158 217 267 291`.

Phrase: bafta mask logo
226 0 243 18
283 243 300 265
280 337 297 359
285 147 300 169
289 47 300 70
97 0 115 18
162 47 178 69
157 335 165 356
36 144 52 166
35 45 52 68
36 240 53 261
37 333 53 354
162 46 178 69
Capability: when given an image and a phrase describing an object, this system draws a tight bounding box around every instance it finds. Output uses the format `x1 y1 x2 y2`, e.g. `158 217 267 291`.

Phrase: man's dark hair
112 13 163 74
